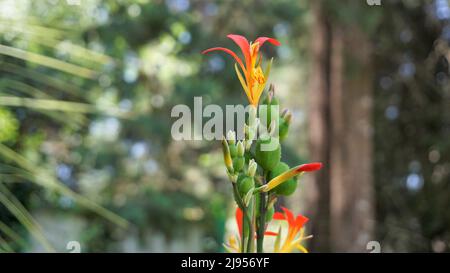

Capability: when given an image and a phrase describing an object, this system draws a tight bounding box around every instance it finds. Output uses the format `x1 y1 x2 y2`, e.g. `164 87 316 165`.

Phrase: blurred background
0 0 449 253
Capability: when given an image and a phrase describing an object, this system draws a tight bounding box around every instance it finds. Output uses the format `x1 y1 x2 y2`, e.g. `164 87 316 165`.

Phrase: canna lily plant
203 34 322 253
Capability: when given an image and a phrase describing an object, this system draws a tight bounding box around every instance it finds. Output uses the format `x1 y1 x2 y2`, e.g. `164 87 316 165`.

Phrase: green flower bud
236 141 245 157
255 137 281 171
221 137 234 173
227 130 236 145
229 144 237 158
247 159 257 177
279 110 292 141
279 120 288 141
283 110 292 124
269 162 298 196
279 121 288 141
237 174 255 198
233 156 245 172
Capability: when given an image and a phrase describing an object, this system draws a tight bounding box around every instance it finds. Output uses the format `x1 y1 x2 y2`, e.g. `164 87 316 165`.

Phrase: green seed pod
229 144 237 158
237 175 255 197
269 162 298 196
275 179 297 196
233 156 245 172
255 137 281 171
269 161 289 178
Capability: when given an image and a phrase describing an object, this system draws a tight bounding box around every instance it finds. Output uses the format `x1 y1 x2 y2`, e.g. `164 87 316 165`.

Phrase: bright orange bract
202 34 280 106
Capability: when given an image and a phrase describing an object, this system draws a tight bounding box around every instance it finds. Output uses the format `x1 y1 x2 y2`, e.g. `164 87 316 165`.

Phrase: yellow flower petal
264 57 273 79
223 235 241 253
253 83 266 106
221 137 233 171
264 170 304 192
296 244 308 253
234 63 253 104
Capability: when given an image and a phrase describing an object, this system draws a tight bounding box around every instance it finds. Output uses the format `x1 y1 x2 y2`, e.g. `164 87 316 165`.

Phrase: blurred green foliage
0 108 18 143
0 0 308 252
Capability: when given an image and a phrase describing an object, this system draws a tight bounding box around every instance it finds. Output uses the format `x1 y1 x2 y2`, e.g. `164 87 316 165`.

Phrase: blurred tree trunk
306 1 375 252
305 2 332 252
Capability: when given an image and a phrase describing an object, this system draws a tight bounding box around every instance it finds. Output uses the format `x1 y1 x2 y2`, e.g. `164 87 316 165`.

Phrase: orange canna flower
271 207 312 253
202 34 281 106
224 207 277 253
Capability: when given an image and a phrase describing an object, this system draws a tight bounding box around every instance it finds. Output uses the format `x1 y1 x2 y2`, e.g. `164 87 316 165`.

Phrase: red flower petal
264 231 278 236
227 34 251 68
296 162 323 173
273 212 285 220
202 47 245 72
235 207 243 239
254 37 281 47
294 215 309 229
281 206 295 227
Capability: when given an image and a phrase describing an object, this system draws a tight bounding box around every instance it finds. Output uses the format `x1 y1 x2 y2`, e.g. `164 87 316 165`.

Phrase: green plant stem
256 191 266 252
231 182 252 252
257 171 268 253
241 206 247 252
246 197 255 252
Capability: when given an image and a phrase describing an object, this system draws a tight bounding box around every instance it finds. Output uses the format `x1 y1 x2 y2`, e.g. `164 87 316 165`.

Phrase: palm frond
0 183 54 251
0 44 97 78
